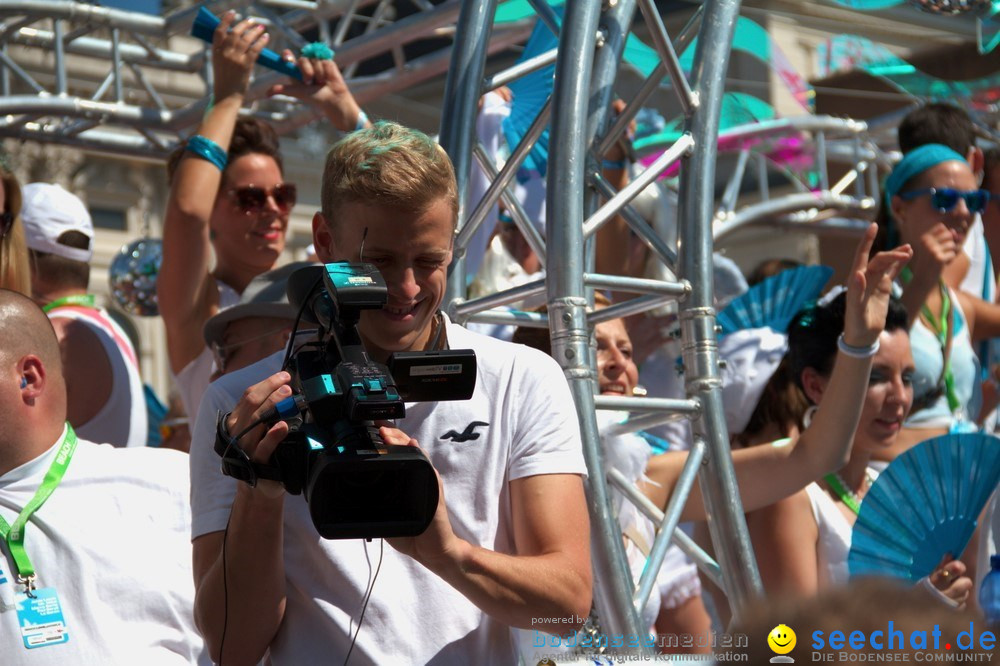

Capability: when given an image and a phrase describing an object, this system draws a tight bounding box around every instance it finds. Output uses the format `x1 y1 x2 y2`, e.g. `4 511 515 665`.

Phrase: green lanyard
0 425 78 592
920 283 961 413
823 472 861 516
900 270 960 413
42 294 95 313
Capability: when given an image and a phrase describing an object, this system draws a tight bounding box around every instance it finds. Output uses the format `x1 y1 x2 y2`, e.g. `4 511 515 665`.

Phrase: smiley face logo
767 624 796 655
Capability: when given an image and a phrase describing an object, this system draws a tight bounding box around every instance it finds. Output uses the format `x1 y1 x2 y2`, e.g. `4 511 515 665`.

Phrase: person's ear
969 146 984 181
312 211 336 263
17 355 46 402
800 366 828 405
890 195 908 230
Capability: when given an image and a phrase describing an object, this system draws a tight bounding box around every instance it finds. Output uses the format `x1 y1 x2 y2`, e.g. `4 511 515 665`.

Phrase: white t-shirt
189 319 587 664
0 429 207 665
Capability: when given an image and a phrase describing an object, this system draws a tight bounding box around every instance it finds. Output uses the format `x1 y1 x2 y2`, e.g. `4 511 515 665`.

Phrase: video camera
216 263 476 540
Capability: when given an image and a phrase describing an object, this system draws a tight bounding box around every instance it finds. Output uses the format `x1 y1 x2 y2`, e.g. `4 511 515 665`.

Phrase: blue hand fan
501 9 561 179
716 264 832 336
191 6 303 81
848 432 1000 582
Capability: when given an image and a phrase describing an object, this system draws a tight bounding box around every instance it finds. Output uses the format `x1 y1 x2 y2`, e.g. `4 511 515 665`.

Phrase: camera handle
214 411 284 488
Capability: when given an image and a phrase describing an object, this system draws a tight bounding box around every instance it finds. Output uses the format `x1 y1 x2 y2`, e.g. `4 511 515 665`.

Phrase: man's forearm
194 485 287 664
428 540 592 636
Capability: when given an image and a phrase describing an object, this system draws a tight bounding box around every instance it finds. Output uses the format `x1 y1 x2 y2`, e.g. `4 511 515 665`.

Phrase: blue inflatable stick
191 6 303 81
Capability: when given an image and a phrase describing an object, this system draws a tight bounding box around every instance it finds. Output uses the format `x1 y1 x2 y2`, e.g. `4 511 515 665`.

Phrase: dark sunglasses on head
227 183 297 215
0 211 12 240
898 187 989 214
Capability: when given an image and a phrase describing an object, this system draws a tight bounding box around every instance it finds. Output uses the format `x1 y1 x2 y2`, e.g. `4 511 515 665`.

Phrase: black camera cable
215 409 300 666
344 538 384 665
281 273 323 373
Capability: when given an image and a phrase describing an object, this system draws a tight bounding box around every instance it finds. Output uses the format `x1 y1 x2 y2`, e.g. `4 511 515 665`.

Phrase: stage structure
0 0 950 655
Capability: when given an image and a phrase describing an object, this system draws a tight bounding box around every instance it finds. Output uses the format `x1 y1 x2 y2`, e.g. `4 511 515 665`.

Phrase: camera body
218 263 476 540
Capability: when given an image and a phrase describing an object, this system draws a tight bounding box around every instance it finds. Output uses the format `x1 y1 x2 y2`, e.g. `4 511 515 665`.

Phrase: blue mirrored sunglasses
898 187 989 214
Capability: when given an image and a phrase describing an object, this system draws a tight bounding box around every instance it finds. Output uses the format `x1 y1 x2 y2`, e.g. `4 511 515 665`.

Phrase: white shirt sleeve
507 348 588 480
189 380 241 539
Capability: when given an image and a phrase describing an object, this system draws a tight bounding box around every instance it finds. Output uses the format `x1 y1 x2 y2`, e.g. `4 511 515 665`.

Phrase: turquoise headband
884 143 967 213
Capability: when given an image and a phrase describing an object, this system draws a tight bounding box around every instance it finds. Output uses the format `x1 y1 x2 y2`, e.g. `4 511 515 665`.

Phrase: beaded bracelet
837 333 879 359
300 42 334 61
185 135 227 171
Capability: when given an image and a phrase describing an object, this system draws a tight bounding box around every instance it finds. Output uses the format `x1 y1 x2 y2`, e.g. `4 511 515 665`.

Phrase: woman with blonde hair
0 166 30 295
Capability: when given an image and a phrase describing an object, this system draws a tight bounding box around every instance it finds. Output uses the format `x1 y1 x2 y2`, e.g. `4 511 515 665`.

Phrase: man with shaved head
0 289 207 664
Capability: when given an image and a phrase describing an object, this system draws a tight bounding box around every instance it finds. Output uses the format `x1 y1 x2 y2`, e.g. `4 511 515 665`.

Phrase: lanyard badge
0 424 78 594
0 425 77 648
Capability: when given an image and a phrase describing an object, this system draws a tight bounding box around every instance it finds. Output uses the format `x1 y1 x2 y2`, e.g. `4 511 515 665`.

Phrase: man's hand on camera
378 425 467 569
225 371 293 499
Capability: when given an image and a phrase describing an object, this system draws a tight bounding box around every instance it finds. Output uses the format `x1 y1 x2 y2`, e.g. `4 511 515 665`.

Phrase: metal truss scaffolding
0 0 533 158
0 0 899 656
439 0 763 648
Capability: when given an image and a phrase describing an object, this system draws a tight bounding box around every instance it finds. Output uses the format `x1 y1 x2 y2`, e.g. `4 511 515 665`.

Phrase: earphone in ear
20 377 27 389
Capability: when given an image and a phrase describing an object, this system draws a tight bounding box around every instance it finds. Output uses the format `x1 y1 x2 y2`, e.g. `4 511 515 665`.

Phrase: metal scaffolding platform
0 0 532 158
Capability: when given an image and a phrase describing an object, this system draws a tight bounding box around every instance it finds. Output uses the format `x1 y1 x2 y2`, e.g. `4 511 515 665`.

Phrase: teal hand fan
849 432 1000 581
716 265 832 336
502 9 560 179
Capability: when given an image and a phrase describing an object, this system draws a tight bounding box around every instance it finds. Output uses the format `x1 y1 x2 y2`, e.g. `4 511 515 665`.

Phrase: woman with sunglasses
0 165 29 295
877 144 1000 460
160 11 367 419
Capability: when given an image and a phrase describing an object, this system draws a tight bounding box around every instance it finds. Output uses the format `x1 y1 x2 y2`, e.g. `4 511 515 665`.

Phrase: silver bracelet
837 333 879 359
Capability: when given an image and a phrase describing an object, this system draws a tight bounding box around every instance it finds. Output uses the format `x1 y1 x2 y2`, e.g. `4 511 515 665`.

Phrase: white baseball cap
21 183 94 263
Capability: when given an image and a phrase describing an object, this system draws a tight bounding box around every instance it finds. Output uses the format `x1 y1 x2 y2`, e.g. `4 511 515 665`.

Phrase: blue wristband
602 158 627 170
185 135 227 171
355 109 369 132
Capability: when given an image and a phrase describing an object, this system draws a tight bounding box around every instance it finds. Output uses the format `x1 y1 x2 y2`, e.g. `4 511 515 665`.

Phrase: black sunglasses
227 183 297 215
898 187 989 214
0 212 12 240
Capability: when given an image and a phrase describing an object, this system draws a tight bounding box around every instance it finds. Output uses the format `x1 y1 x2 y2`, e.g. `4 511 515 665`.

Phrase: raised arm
270 50 370 133
645 224 912 520
159 12 266 374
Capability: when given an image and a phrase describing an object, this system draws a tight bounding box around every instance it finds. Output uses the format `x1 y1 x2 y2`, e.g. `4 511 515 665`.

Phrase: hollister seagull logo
441 421 489 442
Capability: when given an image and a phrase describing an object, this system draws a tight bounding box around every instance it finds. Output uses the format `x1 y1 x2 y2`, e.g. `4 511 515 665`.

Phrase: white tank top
804 481 853 587
47 305 147 448
173 279 240 421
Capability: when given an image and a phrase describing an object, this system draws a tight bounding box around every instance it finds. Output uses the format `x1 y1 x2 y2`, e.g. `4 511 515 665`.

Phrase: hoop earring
803 405 818 429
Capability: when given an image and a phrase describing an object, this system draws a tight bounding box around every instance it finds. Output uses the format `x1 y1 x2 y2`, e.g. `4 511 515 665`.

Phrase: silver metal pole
483 47 558 92
457 98 552 249
439 0 498 302
714 193 875 242
607 469 724 589
450 279 547 319
583 133 694 238
637 0 698 116
634 439 706 618
548 0 645 643
583 273 688 298
472 144 548 268
677 0 763 619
